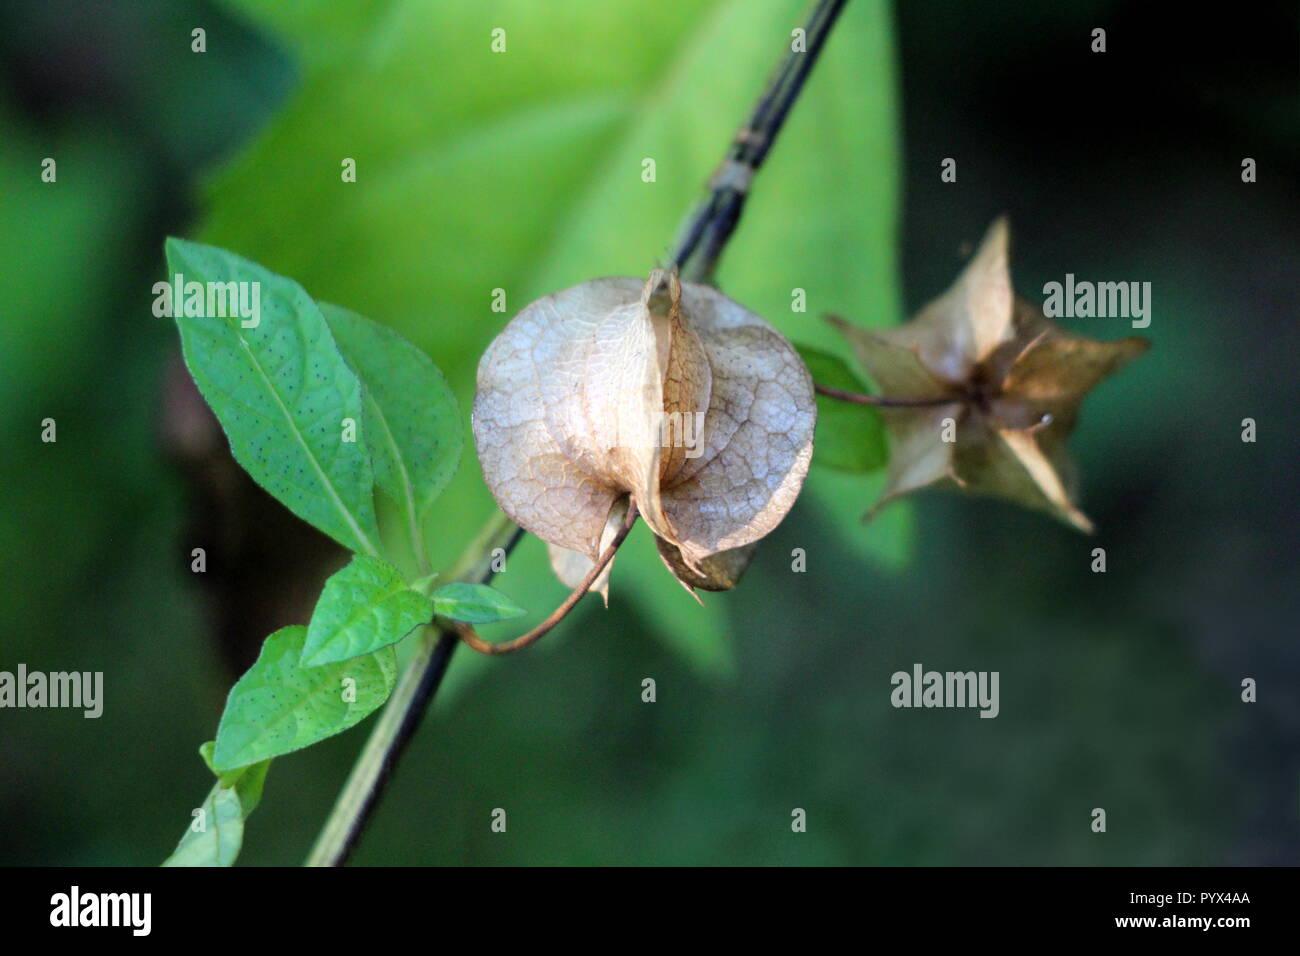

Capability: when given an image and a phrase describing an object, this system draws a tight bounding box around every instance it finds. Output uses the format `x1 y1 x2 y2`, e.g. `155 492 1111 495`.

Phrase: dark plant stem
673 0 849 283
306 0 852 867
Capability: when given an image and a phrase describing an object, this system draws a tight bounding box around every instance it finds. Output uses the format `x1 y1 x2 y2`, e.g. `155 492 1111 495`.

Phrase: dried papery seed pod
830 217 1148 532
473 270 816 596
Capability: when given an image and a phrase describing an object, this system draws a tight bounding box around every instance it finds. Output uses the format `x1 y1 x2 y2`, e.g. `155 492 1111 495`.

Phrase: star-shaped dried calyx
473 270 815 597
829 217 1148 532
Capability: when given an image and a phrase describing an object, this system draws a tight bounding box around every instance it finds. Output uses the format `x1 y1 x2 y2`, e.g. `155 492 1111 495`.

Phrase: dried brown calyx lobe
830 217 1148 532
473 270 815 596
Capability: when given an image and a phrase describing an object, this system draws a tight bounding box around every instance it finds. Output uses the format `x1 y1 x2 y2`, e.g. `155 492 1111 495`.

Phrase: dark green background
0 0 1295 865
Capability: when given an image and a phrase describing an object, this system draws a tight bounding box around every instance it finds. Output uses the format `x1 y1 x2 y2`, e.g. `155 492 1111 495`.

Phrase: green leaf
212 625 397 772
198 740 272 815
433 582 526 625
164 238 382 556
321 303 462 563
227 757 271 816
796 344 887 474
162 784 243 867
300 555 432 667
164 743 273 867
199 738 217 775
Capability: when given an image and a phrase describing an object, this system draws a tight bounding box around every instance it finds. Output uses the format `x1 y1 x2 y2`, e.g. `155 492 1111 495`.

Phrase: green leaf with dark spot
797 343 888 474
300 555 432 667
321 303 461 562
433 582 527 625
212 625 397 772
165 238 381 556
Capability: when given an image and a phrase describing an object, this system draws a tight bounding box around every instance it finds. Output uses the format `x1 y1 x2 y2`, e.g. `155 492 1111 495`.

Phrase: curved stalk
814 381 963 408
455 502 639 655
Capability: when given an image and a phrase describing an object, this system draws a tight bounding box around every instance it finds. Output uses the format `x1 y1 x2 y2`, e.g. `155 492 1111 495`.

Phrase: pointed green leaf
796 343 888 474
300 555 432 667
433 582 526 625
213 625 397 772
198 739 217 775
165 238 381 555
321 303 462 560
162 783 243 867
165 743 273 867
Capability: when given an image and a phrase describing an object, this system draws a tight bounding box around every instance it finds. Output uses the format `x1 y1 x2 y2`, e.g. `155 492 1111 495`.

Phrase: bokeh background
1 0 1295 865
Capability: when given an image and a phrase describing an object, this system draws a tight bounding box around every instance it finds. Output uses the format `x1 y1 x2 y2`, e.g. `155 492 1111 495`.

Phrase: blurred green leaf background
0 0 1295 865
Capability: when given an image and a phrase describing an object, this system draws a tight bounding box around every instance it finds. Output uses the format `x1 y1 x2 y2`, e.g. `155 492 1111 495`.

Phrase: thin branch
456 501 639 656
673 0 849 283
306 0 853 867
814 382 961 408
